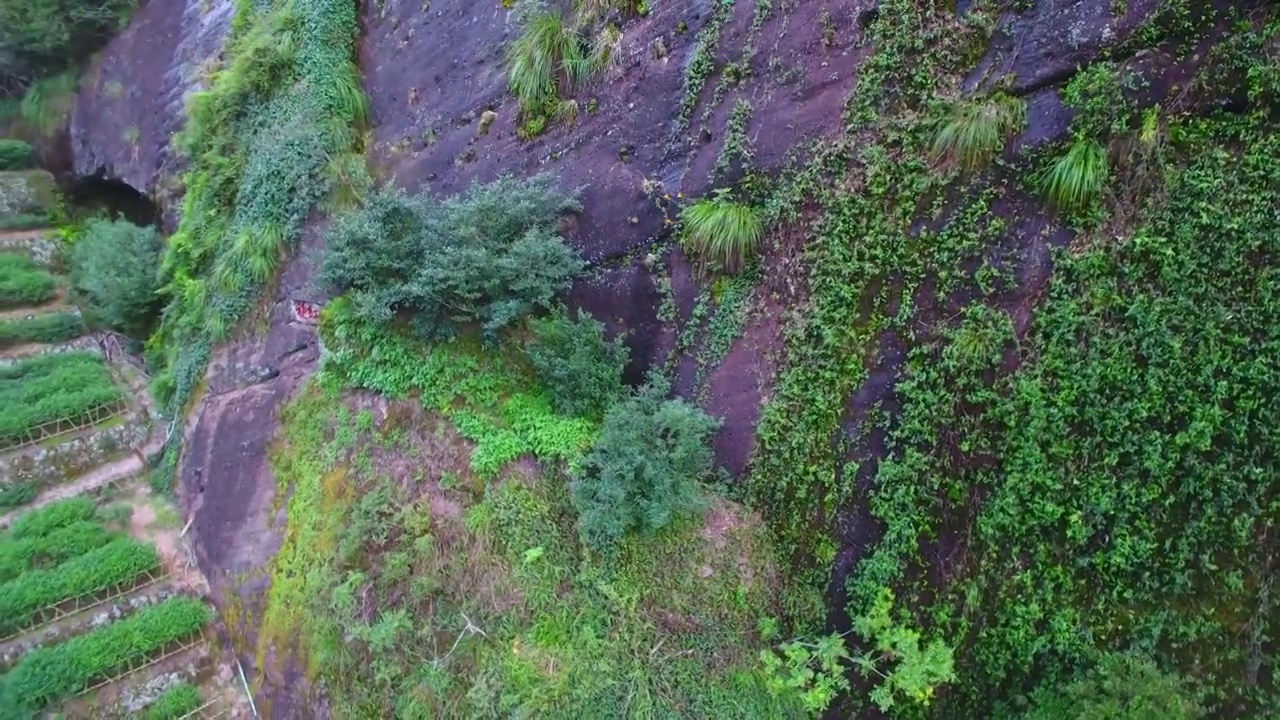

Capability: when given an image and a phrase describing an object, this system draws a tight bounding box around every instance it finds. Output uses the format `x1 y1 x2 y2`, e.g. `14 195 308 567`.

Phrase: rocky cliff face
68 0 1265 714
70 0 235 203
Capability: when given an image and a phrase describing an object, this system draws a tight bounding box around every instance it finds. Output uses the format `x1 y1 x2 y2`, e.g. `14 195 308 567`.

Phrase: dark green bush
1020 652 1204 720
0 482 35 510
145 683 203 719
0 253 56 308
0 139 34 170
5 496 95 539
570 375 719 553
69 218 163 336
320 175 584 342
0 310 86 348
0 519 112 583
0 595 210 716
0 537 159 635
523 308 629 419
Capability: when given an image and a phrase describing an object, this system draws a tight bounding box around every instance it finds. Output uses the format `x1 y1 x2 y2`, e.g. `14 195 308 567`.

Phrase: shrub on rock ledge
320 174 583 342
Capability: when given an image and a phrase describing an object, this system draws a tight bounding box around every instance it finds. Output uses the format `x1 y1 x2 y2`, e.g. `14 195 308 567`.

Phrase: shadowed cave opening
67 171 160 227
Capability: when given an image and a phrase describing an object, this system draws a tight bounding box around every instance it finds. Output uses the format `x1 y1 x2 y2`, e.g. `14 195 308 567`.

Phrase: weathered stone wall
0 230 59 267
0 171 58 220
0 412 150 487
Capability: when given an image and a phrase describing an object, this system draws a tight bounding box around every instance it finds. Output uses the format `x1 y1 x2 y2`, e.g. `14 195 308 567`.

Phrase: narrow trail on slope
0 421 166 530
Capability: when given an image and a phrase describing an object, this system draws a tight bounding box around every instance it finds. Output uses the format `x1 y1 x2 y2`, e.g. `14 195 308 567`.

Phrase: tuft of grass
1039 137 1108 211
508 12 587 113
680 189 765 273
506 7 613 136
932 93 1026 171
575 0 642 23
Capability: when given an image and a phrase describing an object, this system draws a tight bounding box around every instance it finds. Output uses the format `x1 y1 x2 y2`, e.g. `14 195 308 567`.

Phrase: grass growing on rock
145 0 367 493
1039 137 1109 211
932 93 1025 171
680 190 765 274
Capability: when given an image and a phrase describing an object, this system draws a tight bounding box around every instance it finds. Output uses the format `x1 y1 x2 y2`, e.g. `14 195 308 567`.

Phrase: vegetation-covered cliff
2 0 1278 717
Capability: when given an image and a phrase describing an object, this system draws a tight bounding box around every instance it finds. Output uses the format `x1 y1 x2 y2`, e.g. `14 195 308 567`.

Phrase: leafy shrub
0 482 35 510
145 683 203 719
523 308 629 418
0 537 159 635
0 139 34 170
0 351 122 447
321 175 584 342
0 311 86 349
680 189 764 273
0 520 112 583
570 375 718 553
850 588 956 711
0 0 133 98
1039 137 1108 211
1020 651 1204 720
0 595 210 715
68 218 163 336
0 253 56 308
5 496 95 539
932 93 1025 171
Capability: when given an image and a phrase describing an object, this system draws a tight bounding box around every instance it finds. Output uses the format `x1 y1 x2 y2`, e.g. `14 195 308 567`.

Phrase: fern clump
1039 137 1108 211
932 93 1026 171
680 189 765 273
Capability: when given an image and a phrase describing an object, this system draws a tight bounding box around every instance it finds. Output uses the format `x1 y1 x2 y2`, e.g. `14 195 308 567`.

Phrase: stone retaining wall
0 412 151 487
0 231 58 267
0 336 102 365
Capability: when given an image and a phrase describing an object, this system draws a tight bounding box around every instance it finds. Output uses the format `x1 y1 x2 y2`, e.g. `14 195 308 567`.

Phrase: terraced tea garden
0 166 251 717
0 496 243 718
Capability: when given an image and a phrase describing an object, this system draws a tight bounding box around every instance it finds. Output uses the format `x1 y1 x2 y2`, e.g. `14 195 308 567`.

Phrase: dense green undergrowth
748 0 1280 715
146 0 366 492
261 349 797 716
